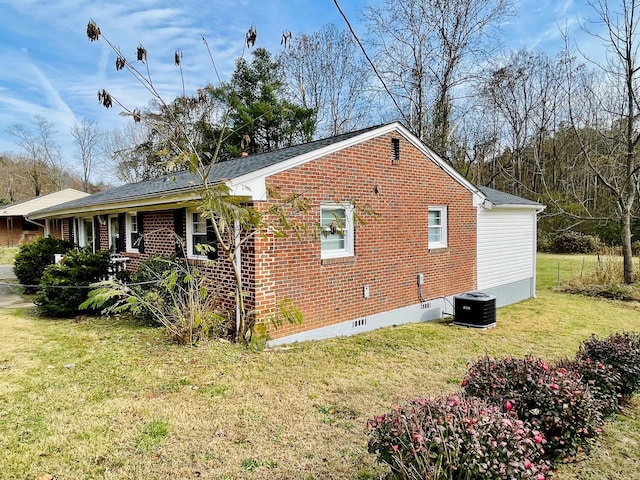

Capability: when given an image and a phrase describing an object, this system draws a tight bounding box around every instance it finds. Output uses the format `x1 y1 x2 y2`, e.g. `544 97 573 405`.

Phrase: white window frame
428 206 448 249
77 217 95 251
108 215 119 253
186 209 210 260
320 203 354 260
126 212 140 253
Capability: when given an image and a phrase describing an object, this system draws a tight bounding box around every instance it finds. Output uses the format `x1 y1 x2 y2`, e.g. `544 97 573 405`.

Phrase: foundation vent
352 317 368 328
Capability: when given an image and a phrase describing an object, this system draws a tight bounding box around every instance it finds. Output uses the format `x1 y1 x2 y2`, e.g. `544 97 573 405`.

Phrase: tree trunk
621 202 634 284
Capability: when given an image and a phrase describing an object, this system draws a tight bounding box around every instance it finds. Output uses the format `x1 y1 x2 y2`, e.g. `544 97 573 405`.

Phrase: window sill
428 247 449 254
321 256 356 266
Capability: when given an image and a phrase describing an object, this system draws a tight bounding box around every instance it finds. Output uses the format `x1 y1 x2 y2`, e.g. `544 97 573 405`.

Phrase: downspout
234 219 242 340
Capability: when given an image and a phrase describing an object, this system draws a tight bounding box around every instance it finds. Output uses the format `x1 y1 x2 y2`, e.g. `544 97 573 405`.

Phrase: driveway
0 264 14 280
0 264 34 309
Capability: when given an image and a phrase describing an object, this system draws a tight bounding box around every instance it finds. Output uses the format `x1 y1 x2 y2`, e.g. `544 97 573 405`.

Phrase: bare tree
7 115 65 195
71 118 104 192
479 50 566 196
281 24 374 137
363 0 514 160
101 123 157 183
563 0 640 283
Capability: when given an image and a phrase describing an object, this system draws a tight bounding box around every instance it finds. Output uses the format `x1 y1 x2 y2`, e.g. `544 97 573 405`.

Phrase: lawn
1 254 639 479
0 247 18 264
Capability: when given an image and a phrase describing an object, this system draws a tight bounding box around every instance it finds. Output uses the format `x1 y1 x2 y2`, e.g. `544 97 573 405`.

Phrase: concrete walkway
0 264 35 309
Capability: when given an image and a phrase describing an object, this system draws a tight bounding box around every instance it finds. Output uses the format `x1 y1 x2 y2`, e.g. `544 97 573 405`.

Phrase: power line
332 0 409 125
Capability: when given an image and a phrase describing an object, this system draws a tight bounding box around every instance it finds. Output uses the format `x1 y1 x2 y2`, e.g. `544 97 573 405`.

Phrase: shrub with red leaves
461 354 603 462
578 332 640 401
367 394 550 480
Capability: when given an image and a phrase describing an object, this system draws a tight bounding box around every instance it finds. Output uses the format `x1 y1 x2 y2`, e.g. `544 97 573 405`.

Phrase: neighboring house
31 123 544 345
0 188 90 247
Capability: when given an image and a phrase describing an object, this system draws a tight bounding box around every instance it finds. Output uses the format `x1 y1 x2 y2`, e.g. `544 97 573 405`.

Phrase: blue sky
0 0 604 183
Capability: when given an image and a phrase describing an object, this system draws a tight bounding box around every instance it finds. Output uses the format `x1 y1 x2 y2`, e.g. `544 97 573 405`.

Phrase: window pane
321 208 346 251
192 234 207 256
191 212 210 257
321 209 345 228
110 217 118 251
84 220 93 247
192 213 206 233
428 210 441 226
429 227 441 243
322 233 345 250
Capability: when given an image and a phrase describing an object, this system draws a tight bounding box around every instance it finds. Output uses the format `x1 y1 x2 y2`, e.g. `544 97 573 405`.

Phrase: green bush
539 231 600 254
577 332 640 401
367 394 550 480
462 355 603 462
35 249 112 317
14 236 74 293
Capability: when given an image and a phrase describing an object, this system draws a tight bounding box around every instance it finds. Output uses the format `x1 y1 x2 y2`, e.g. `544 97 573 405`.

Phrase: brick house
31 123 544 344
0 188 89 247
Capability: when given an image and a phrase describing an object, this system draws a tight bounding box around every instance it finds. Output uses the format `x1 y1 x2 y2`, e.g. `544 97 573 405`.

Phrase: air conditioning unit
453 292 496 328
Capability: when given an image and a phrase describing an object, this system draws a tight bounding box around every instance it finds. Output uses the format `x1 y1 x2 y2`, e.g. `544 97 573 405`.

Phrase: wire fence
0 280 159 291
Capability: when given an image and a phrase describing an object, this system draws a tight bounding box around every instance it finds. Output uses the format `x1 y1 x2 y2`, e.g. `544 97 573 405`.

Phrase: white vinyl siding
477 208 536 290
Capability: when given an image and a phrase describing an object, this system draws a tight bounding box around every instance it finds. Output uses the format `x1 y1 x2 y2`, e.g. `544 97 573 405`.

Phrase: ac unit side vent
353 318 367 328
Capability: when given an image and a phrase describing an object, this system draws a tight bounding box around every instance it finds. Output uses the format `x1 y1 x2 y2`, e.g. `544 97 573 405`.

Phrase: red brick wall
59 210 245 320
0 216 42 247
257 133 477 339
52 132 477 341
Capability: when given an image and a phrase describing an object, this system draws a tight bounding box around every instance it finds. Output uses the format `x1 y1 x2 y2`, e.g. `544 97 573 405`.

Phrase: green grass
0 247 18 264
0 254 639 478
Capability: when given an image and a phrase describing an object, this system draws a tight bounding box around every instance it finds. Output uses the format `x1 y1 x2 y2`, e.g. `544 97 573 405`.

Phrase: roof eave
483 201 546 212
31 190 202 219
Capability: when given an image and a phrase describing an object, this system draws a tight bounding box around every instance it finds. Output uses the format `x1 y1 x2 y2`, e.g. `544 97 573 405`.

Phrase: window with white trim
186 210 217 260
320 203 354 259
108 215 120 253
126 213 140 253
77 218 94 251
428 206 448 249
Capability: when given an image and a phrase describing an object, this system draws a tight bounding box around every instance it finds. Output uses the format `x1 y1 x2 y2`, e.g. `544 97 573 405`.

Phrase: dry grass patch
0 247 18 265
0 255 639 478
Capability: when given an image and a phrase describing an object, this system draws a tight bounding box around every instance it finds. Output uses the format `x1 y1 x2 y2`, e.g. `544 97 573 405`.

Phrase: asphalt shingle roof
31 124 543 217
478 186 543 207
33 124 384 216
